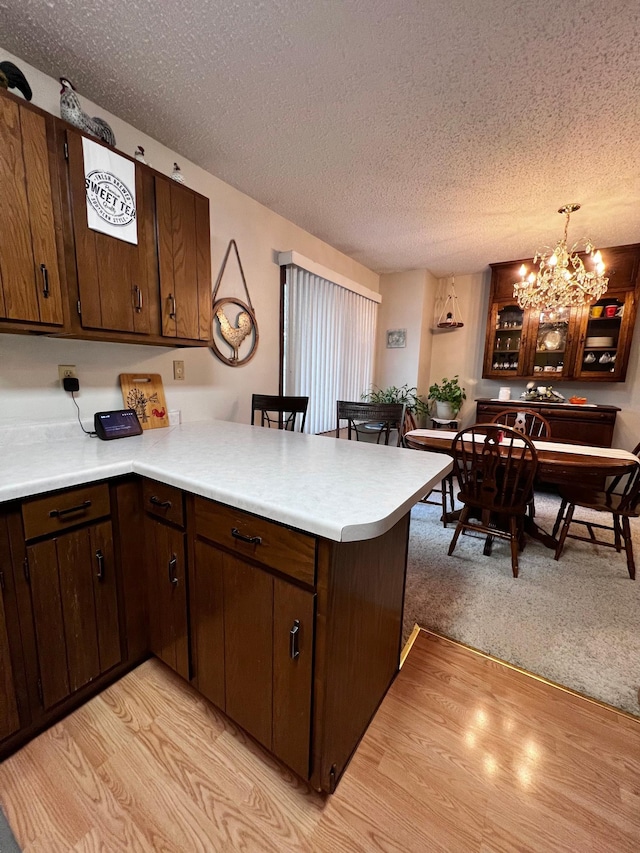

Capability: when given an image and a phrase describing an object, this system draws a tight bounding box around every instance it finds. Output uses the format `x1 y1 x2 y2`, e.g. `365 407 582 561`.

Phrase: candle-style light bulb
519 264 527 280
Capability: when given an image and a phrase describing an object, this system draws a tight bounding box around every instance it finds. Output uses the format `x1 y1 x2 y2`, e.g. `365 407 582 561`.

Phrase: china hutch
483 244 640 383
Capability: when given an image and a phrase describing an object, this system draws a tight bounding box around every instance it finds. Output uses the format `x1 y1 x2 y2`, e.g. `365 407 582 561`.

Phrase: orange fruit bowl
569 396 587 405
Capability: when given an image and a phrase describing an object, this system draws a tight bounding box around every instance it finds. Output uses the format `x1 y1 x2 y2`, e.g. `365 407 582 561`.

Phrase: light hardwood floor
1 629 639 852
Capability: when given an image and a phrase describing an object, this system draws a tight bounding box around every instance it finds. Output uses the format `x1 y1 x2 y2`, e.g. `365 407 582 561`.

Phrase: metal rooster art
59 77 116 146
215 307 252 363
0 61 32 100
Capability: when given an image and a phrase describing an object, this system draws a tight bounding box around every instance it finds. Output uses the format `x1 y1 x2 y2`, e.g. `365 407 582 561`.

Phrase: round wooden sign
211 297 259 366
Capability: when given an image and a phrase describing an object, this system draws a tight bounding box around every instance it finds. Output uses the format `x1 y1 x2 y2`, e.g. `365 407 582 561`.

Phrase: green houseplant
427 375 466 420
361 384 429 420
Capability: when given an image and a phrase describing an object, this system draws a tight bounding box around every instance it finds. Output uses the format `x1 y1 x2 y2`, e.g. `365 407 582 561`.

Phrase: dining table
403 428 639 548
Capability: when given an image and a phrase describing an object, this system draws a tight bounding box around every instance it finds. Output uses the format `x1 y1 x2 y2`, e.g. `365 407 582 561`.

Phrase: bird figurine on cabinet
170 162 185 183
134 145 148 164
59 77 116 146
216 307 252 362
0 61 32 100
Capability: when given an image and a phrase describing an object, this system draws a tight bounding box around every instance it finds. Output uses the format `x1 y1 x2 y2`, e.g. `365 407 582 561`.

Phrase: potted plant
428 375 466 420
361 383 429 421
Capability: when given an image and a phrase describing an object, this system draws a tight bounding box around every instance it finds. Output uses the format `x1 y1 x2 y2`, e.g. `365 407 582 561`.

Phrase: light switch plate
173 360 185 381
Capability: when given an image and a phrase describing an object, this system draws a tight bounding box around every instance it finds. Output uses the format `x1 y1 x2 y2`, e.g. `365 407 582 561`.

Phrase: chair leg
552 498 567 538
554 504 575 561
448 506 469 556
509 516 519 578
483 535 493 556
613 515 623 553
440 479 448 528
620 515 636 580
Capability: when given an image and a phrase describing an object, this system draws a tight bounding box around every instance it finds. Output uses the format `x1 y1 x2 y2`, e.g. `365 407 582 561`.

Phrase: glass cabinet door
574 294 631 380
530 307 571 380
484 302 525 377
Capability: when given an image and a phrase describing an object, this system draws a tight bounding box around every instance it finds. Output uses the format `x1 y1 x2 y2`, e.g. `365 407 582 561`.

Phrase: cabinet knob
289 619 300 660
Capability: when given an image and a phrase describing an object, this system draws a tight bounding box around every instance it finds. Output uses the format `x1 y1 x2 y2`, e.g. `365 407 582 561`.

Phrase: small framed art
386 329 406 348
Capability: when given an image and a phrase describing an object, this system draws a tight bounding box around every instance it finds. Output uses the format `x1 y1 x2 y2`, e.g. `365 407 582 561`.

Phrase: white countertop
0 420 451 542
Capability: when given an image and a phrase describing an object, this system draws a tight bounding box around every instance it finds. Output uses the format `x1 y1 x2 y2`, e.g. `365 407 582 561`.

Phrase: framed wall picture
386 328 406 348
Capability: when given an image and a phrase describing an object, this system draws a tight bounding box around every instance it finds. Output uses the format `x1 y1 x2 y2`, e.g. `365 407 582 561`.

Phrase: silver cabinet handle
168 553 178 585
168 293 177 320
40 264 50 298
134 285 143 312
290 619 300 659
96 549 105 581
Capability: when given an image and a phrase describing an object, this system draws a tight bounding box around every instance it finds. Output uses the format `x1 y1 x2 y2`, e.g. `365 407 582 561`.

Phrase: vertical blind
283 265 378 434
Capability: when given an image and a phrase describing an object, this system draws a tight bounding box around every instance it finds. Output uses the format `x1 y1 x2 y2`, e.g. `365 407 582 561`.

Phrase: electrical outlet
58 365 77 381
173 360 185 381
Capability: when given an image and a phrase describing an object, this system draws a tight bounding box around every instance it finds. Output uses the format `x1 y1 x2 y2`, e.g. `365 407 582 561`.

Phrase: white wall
0 47 379 429
374 269 436 398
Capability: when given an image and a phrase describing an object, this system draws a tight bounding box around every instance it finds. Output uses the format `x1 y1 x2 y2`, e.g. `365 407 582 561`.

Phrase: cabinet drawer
22 483 110 540
194 498 316 586
142 480 184 528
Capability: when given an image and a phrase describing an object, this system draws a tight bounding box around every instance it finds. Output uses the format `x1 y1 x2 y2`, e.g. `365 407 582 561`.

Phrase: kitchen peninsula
0 420 450 792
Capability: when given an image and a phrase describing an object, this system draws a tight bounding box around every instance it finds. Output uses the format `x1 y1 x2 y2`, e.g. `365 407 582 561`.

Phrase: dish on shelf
586 336 614 347
542 329 562 350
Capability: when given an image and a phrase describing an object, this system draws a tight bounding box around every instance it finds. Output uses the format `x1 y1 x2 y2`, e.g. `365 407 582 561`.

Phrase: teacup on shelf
584 353 596 363
599 352 612 364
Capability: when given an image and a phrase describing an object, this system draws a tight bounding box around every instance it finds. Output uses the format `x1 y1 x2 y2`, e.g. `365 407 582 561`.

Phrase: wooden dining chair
251 394 309 432
490 408 551 438
447 423 538 577
403 412 455 527
336 401 406 446
552 442 640 579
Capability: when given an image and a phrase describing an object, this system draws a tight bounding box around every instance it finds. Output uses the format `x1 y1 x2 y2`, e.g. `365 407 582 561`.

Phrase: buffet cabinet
483 244 640 382
0 476 409 794
0 87 211 347
475 398 620 447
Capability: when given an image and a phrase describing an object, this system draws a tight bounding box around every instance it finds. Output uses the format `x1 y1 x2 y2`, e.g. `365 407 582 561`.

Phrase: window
281 262 379 434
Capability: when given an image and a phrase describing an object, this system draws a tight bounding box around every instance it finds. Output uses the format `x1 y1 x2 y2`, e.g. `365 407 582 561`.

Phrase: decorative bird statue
171 162 185 183
0 61 32 100
216 307 252 362
134 145 148 164
59 78 116 146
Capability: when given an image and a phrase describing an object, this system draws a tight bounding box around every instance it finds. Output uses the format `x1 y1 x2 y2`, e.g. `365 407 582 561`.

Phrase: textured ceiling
3 0 640 275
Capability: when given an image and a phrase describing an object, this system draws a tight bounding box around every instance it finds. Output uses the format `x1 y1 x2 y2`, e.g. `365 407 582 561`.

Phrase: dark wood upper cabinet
64 128 156 335
0 94 65 330
483 244 640 382
0 88 213 347
156 176 212 342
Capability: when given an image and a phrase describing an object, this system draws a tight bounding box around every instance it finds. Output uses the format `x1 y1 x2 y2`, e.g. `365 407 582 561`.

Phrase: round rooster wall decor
211 239 259 366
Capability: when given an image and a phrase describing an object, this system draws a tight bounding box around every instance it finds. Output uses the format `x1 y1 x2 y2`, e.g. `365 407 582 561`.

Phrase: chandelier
513 204 608 311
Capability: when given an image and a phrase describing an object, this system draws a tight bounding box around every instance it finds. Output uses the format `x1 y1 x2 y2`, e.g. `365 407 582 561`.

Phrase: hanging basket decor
211 239 259 366
435 274 464 329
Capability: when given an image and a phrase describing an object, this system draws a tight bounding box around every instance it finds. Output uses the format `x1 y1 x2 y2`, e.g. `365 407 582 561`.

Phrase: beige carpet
404 492 640 716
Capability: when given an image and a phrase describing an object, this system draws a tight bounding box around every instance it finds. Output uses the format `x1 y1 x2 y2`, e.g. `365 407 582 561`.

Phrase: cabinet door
483 299 529 378
156 176 211 342
27 521 121 709
527 306 581 381
191 536 315 776
191 539 225 708
66 129 154 334
273 578 314 780
573 290 637 381
0 586 20 741
146 518 189 679
0 96 64 326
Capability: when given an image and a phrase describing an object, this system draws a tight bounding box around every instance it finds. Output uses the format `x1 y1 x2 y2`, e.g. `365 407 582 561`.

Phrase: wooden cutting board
119 373 169 430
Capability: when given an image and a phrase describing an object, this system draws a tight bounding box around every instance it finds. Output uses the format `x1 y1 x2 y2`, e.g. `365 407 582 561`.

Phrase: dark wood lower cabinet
2 478 410 794
27 520 121 709
145 516 189 680
191 535 315 781
475 398 619 447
